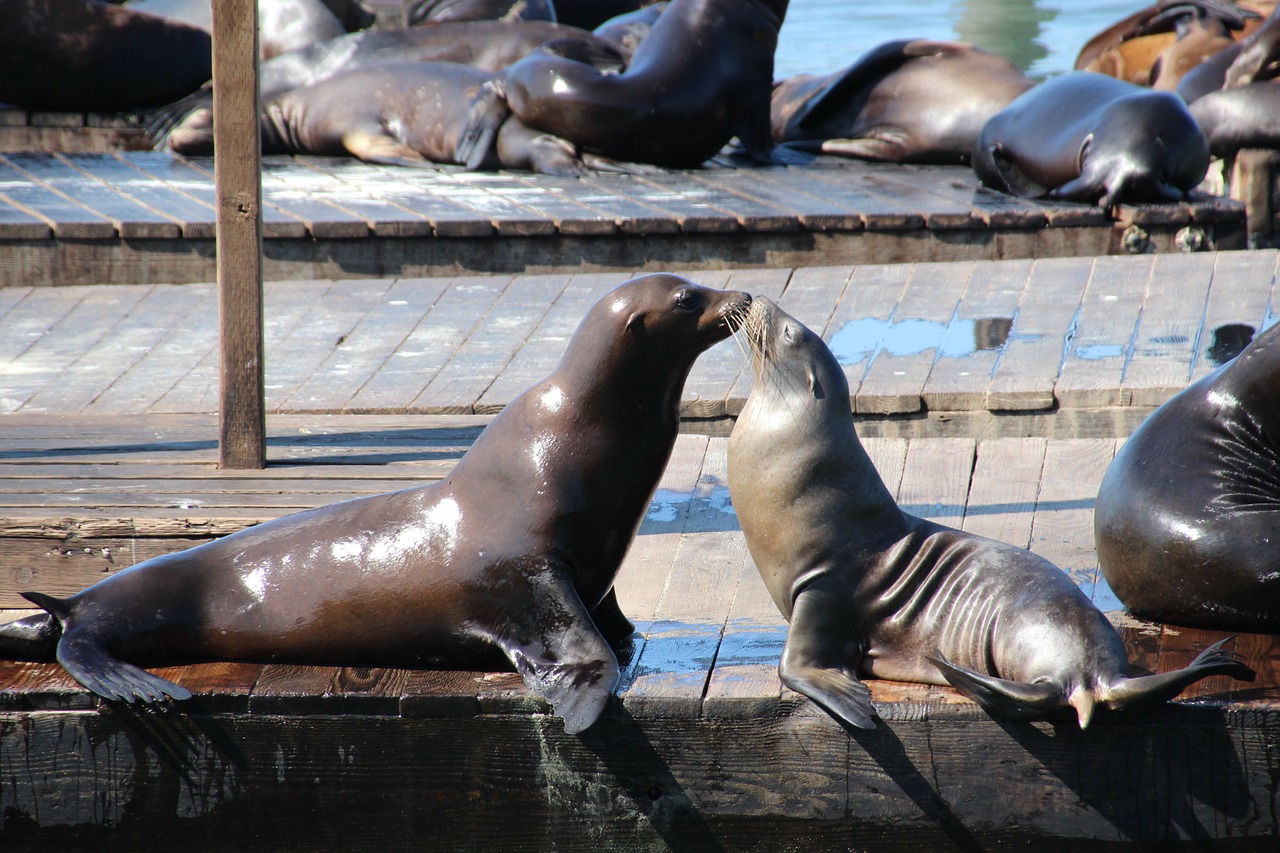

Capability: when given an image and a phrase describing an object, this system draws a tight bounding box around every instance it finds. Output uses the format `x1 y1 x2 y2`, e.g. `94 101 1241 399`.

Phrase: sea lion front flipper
590 586 637 647
494 563 621 735
974 144 1048 198
929 651 1062 722
342 128 428 168
1101 637 1255 713
456 79 511 172
779 586 877 729
819 129 910 162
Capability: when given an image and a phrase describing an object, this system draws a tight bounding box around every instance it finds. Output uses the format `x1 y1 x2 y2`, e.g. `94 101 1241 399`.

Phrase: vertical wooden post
211 0 266 469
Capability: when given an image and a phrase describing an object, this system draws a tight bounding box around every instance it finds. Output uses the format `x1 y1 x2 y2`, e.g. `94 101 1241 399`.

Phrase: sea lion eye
674 290 698 310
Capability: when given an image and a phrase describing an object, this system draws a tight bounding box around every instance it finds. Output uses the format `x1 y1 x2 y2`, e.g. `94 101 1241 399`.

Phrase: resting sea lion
592 2 666 51
0 0 212 112
0 275 751 734
973 71 1210 207
162 61 594 175
770 39 1033 165
126 0 352 60
1076 0 1255 83
1095 321 1280 632
725 297 1254 730
457 0 788 169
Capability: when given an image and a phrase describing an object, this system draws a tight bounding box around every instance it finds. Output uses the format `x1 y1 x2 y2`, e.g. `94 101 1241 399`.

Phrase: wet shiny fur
726 298 1253 730
0 274 751 734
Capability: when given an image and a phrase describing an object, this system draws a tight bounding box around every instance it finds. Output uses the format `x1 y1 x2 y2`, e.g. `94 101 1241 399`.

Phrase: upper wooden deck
0 150 1247 287
2 252 1279 848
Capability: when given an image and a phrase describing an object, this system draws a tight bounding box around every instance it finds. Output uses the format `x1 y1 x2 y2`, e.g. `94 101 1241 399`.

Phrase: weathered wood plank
1189 249 1278 383
825 263 913 407
962 437 1047 549
856 262 974 414
1056 255 1153 409
1122 252 1214 406
985 256 1093 411
0 156 115 239
1028 438 1117 598
894 438 974 527
54 152 218 239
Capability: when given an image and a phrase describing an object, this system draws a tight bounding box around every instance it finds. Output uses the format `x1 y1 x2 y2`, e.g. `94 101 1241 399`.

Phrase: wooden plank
383 169 557 237
855 261 975 415
2 153 181 239
456 171 619 236
621 437 748 718
682 268 790 419
0 156 115 239
961 437 1047 550
1122 252 1214 406
848 166 983 230
259 278 395 409
920 258 1030 412
278 276 452 411
211 0 265 469
54 152 218 239
1028 438 1117 600
0 286 151 415
0 286 89 369
690 169 861 231
22 284 208 415
763 166 922 230
342 276 512 413
861 436 908 498
291 157 434 237
412 274 568 413
1189 249 1278 383
1055 255 1152 409
258 157 371 239
823 262 913 408
985 256 1092 411
120 151 308 239
0 193 51 240
635 171 798 233
894 438 974 527
475 272 629 413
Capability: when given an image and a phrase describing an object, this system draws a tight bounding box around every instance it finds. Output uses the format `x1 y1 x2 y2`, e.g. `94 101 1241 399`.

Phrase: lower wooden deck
0 151 1246 286
1 416 1277 849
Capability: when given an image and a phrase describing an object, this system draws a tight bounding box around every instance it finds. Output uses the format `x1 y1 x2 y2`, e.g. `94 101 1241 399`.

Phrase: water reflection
953 0 1054 73
1205 323 1255 366
828 316 1014 364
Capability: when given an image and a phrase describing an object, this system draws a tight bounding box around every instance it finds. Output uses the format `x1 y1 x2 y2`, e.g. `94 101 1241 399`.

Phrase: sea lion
457 0 788 169
972 71 1210 207
0 0 212 112
725 297 1253 730
162 60 597 175
126 0 353 60
592 2 666 52
1076 0 1255 83
770 39 1033 165
0 275 751 734
147 21 629 141
1190 81 1280 155
404 0 556 24
1095 321 1280 632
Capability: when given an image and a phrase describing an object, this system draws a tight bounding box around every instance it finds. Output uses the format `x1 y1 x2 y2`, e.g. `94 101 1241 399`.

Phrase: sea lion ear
626 312 643 333
808 369 824 399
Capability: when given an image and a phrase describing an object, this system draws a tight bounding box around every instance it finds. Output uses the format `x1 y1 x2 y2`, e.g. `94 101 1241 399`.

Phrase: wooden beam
211 0 265 469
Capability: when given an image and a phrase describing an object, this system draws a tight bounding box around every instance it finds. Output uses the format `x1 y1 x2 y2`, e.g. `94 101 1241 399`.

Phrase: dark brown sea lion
457 0 788 169
1095 321 1280 632
770 39 1033 165
405 0 555 24
1190 81 1280 155
973 71 1210 207
162 61 594 175
0 275 751 734
0 0 212 112
725 297 1253 730
555 0 659 30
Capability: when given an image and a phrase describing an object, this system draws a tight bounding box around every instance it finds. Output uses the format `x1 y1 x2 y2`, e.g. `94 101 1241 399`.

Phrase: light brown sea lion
1076 0 1256 83
0 0 212 112
457 0 788 169
1095 321 1280 631
973 71 1210 207
0 275 752 734
725 297 1253 730
162 60 598 175
770 39 1033 165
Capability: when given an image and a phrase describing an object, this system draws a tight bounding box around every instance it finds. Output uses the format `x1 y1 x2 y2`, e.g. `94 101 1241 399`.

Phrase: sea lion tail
0 592 65 661
929 651 1065 723
457 79 511 172
1102 636 1255 714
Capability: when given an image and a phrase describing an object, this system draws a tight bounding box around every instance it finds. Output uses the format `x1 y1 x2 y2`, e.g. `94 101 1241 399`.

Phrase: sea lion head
735 296 849 411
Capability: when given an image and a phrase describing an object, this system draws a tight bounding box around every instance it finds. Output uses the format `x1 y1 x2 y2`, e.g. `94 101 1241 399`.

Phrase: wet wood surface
1 252 1276 420
0 151 1247 286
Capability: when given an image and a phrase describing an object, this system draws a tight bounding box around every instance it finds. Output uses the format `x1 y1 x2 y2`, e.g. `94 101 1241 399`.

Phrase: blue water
774 0 1149 80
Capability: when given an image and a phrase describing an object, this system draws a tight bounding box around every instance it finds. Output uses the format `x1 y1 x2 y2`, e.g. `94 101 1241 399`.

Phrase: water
827 316 1014 364
774 0 1149 80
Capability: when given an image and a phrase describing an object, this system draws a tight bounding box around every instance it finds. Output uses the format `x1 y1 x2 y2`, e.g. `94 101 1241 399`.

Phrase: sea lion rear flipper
342 129 428 168
929 651 1062 721
1102 637 1255 713
780 585 877 729
457 79 512 172
496 563 620 735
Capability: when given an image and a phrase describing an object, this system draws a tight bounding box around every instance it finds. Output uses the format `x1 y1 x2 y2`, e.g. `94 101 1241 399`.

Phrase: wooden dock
0 151 1247 287
2 252 1279 848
